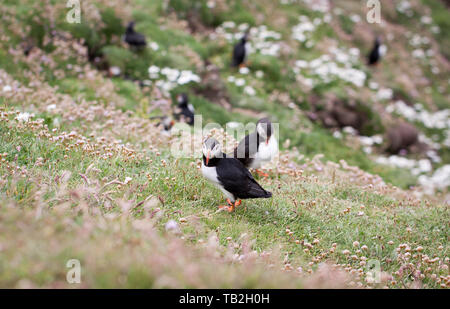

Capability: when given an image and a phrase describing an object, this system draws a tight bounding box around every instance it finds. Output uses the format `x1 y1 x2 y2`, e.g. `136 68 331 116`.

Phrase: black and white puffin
230 118 278 177
158 116 175 134
201 137 272 212
231 32 249 68
174 93 195 126
150 115 175 136
367 36 383 66
124 21 147 49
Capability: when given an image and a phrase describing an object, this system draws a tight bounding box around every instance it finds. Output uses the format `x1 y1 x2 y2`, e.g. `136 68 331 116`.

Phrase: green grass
422 0 450 59
0 118 447 288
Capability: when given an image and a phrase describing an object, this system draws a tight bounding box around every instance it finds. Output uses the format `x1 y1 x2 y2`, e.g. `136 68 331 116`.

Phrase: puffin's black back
124 22 146 47
232 36 247 67
215 157 272 200
179 108 194 125
175 94 194 125
367 38 381 65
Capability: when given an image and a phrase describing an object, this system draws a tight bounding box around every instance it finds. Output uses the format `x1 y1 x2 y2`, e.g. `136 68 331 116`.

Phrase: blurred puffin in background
367 36 385 66
159 116 175 132
151 116 175 136
231 31 249 68
124 21 146 50
230 118 278 177
174 93 195 126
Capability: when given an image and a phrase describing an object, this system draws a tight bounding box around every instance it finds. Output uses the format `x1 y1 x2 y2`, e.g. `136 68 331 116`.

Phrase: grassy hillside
0 0 448 288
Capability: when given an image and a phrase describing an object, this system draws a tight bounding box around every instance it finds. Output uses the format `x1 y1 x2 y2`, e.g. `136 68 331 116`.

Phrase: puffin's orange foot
239 63 246 69
218 205 232 212
219 200 241 213
219 201 235 212
255 169 269 177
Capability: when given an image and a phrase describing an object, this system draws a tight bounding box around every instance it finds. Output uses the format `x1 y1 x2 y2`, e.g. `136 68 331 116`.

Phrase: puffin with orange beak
230 118 278 177
201 137 272 212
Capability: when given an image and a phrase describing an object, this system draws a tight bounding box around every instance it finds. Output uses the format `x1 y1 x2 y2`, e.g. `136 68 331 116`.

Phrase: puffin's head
177 93 188 106
375 36 382 45
126 21 135 31
162 116 175 131
256 117 273 145
241 31 250 43
202 137 222 165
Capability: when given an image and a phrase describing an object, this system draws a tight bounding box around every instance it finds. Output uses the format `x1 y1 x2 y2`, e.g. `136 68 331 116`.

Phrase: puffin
150 116 175 135
124 21 146 49
201 137 272 212
174 93 195 126
231 32 249 68
158 116 175 133
367 37 383 66
230 118 278 177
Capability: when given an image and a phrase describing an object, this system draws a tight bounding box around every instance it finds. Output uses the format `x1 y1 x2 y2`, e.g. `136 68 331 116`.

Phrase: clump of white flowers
226 76 256 96
148 42 159 51
2 85 12 92
244 86 256 96
147 65 200 94
292 15 317 44
376 88 393 101
15 112 34 122
396 0 413 17
293 47 366 87
300 0 330 13
350 14 361 23
418 165 450 195
386 101 450 130
359 135 383 154
109 66 121 76
239 67 250 75
215 22 282 56
375 156 432 176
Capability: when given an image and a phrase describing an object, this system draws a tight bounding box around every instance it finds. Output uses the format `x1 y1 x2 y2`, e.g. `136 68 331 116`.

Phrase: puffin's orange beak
206 150 210 165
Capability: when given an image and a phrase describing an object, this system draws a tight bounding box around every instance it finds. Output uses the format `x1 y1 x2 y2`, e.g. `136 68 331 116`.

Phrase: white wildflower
15 112 33 122
239 67 250 75
244 86 256 96
235 78 246 87
148 42 159 51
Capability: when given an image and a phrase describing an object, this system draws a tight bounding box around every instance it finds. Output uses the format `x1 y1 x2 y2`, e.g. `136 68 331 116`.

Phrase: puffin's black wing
367 47 379 65
125 32 146 47
217 158 271 200
232 42 246 67
176 106 194 125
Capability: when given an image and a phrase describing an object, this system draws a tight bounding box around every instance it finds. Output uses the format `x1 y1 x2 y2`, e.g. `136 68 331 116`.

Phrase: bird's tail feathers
262 190 272 198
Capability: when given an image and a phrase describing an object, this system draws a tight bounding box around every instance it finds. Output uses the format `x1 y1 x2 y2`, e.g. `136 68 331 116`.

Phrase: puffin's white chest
379 45 387 57
201 163 219 184
250 136 278 168
201 162 235 201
